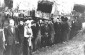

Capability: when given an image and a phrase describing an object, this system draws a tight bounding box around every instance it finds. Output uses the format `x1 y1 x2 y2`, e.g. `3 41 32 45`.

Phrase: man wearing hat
23 20 33 55
18 18 24 55
61 16 70 42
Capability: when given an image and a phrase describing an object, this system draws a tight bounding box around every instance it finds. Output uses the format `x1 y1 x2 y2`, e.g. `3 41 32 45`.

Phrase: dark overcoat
4 26 19 45
4 26 19 55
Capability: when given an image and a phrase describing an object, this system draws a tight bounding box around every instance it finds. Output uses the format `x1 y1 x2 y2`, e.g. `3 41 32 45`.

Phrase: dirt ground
0 29 85 55
32 30 85 55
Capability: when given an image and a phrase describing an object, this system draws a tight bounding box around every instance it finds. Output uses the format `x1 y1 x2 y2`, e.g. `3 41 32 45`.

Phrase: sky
0 0 85 14
12 0 85 14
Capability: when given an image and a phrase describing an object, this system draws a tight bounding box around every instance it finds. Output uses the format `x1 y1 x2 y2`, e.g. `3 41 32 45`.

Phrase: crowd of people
1 11 82 55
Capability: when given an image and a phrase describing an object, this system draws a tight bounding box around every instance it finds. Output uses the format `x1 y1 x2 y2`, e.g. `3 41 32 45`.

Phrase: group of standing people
3 18 33 55
2 14 79 55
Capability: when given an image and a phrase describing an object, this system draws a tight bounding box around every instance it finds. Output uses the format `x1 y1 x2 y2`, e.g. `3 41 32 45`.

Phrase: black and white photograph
0 0 85 55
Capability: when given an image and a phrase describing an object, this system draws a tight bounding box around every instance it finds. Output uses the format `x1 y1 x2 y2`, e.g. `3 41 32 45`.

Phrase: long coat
18 25 24 44
4 26 19 55
4 26 19 45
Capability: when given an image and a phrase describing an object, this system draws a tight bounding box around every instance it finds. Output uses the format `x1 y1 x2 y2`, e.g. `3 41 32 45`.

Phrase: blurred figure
18 19 24 44
54 18 62 43
4 19 19 55
48 20 55 45
61 17 70 42
23 20 33 55
18 19 24 55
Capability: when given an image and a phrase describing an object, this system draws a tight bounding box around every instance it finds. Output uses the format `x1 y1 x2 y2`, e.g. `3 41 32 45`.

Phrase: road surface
32 30 85 55
0 29 85 55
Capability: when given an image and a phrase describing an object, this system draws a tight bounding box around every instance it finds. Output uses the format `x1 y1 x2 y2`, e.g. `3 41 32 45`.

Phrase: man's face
20 21 24 25
27 22 31 28
9 20 14 27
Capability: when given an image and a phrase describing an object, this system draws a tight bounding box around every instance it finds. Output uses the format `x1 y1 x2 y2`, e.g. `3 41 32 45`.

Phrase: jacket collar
8 26 15 34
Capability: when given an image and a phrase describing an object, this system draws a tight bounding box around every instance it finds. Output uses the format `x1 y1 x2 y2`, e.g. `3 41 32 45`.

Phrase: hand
4 41 7 46
31 35 33 38
5 43 7 46
15 41 19 44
